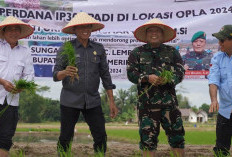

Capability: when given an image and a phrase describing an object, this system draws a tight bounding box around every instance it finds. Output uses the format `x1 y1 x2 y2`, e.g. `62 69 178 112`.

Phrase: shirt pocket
88 55 100 74
14 61 25 76
90 55 100 64
0 55 7 65
0 56 7 72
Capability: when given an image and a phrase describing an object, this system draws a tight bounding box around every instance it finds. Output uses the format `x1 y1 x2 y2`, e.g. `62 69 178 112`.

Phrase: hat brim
62 23 104 34
212 33 225 40
0 23 34 39
62 12 105 34
134 23 176 43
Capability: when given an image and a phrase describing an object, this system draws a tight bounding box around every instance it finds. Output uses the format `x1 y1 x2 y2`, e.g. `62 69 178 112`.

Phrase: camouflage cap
191 31 206 42
212 25 232 40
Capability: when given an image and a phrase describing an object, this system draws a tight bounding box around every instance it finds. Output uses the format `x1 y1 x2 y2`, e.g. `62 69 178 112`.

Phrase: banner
0 0 231 79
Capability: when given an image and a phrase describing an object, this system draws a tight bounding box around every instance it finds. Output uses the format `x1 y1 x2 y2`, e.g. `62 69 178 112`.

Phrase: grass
185 131 216 145
61 41 79 83
15 122 226 145
104 129 218 145
16 128 60 132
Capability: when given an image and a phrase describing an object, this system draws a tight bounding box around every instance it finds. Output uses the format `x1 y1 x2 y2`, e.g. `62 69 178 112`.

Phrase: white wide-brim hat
62 12 104 34
0 16 34 39
134 18 176 43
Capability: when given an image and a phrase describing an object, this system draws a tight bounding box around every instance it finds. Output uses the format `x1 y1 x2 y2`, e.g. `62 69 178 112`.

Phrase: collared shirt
208 51 232 119
53 39 115 109
0 39 34 106
127 43 185 109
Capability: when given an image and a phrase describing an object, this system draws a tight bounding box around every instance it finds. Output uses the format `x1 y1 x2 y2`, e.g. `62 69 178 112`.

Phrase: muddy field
10 132 231 157
12 142 217 157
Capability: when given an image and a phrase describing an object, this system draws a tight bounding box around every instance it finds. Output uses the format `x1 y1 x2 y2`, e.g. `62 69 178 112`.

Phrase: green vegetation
61 41 79 82
159 69 173 84
16 128 60 132
19 86 60 123
106 129 217 145
10 149 25 157
0 79 38 117
57 141 73 157
61 42 76 67
13 79 37 92
138 69 174 98
185 131 216 145
15 123 219 145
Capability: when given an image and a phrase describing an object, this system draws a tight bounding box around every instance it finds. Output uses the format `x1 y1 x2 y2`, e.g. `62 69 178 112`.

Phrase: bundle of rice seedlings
13 79 37 93
0 79 38 117
61 41 79 83
138 69 174 98
159 69 173 84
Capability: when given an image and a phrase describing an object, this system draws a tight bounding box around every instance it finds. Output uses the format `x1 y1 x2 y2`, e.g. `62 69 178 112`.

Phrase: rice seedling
61 41 79 83
94 151 105 157
57 141 73 157
94 146 105 157
10 149 25 157
138 69 174 98
170 151 181 157
159 69 173 84
0 79 37 117
13 79 37 93
213 149 230 157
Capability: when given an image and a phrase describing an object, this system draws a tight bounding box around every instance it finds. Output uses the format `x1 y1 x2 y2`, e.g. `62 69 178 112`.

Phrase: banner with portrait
0 0 231 79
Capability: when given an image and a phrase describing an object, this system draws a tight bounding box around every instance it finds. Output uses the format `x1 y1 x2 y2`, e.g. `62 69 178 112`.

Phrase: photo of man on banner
182 31 213 71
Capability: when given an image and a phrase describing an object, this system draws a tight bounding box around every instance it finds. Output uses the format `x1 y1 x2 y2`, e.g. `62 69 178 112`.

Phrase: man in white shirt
0 16 34 157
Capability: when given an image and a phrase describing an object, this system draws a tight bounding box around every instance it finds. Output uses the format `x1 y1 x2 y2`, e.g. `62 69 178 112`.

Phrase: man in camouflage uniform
182 31 212 70
127 18 185 157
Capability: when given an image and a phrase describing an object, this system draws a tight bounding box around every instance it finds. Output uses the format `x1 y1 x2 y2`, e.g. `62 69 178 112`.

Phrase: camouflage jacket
127 43 185 109
182 51 213 70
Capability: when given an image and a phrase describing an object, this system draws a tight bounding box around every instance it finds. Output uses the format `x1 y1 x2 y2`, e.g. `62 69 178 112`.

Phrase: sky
35 78 211 108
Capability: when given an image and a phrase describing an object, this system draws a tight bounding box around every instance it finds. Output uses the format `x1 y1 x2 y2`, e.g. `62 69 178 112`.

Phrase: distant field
16 122 220 145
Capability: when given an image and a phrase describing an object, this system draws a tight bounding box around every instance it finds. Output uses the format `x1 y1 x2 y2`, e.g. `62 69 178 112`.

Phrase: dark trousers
0 100 18 151
58 105 107 153
213 113 232 156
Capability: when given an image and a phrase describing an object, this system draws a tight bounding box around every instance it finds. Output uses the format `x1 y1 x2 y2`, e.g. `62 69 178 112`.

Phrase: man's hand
11 88 23 94
109 102 118 118
65 66 77 77
157 77 167 85
148 74 159 85
57 66 77 80
209 101 219 113
1 79 14 92
148 75 166 85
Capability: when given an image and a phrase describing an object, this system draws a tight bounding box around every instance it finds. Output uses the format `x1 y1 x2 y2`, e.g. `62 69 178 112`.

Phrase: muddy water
13 132 93 144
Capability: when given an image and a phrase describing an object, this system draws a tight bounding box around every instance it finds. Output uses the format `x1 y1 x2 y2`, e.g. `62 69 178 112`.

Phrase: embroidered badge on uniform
93 51 97 61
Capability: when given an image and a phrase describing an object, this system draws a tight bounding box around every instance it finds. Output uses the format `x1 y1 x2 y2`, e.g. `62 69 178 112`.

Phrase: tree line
18 85 212 123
